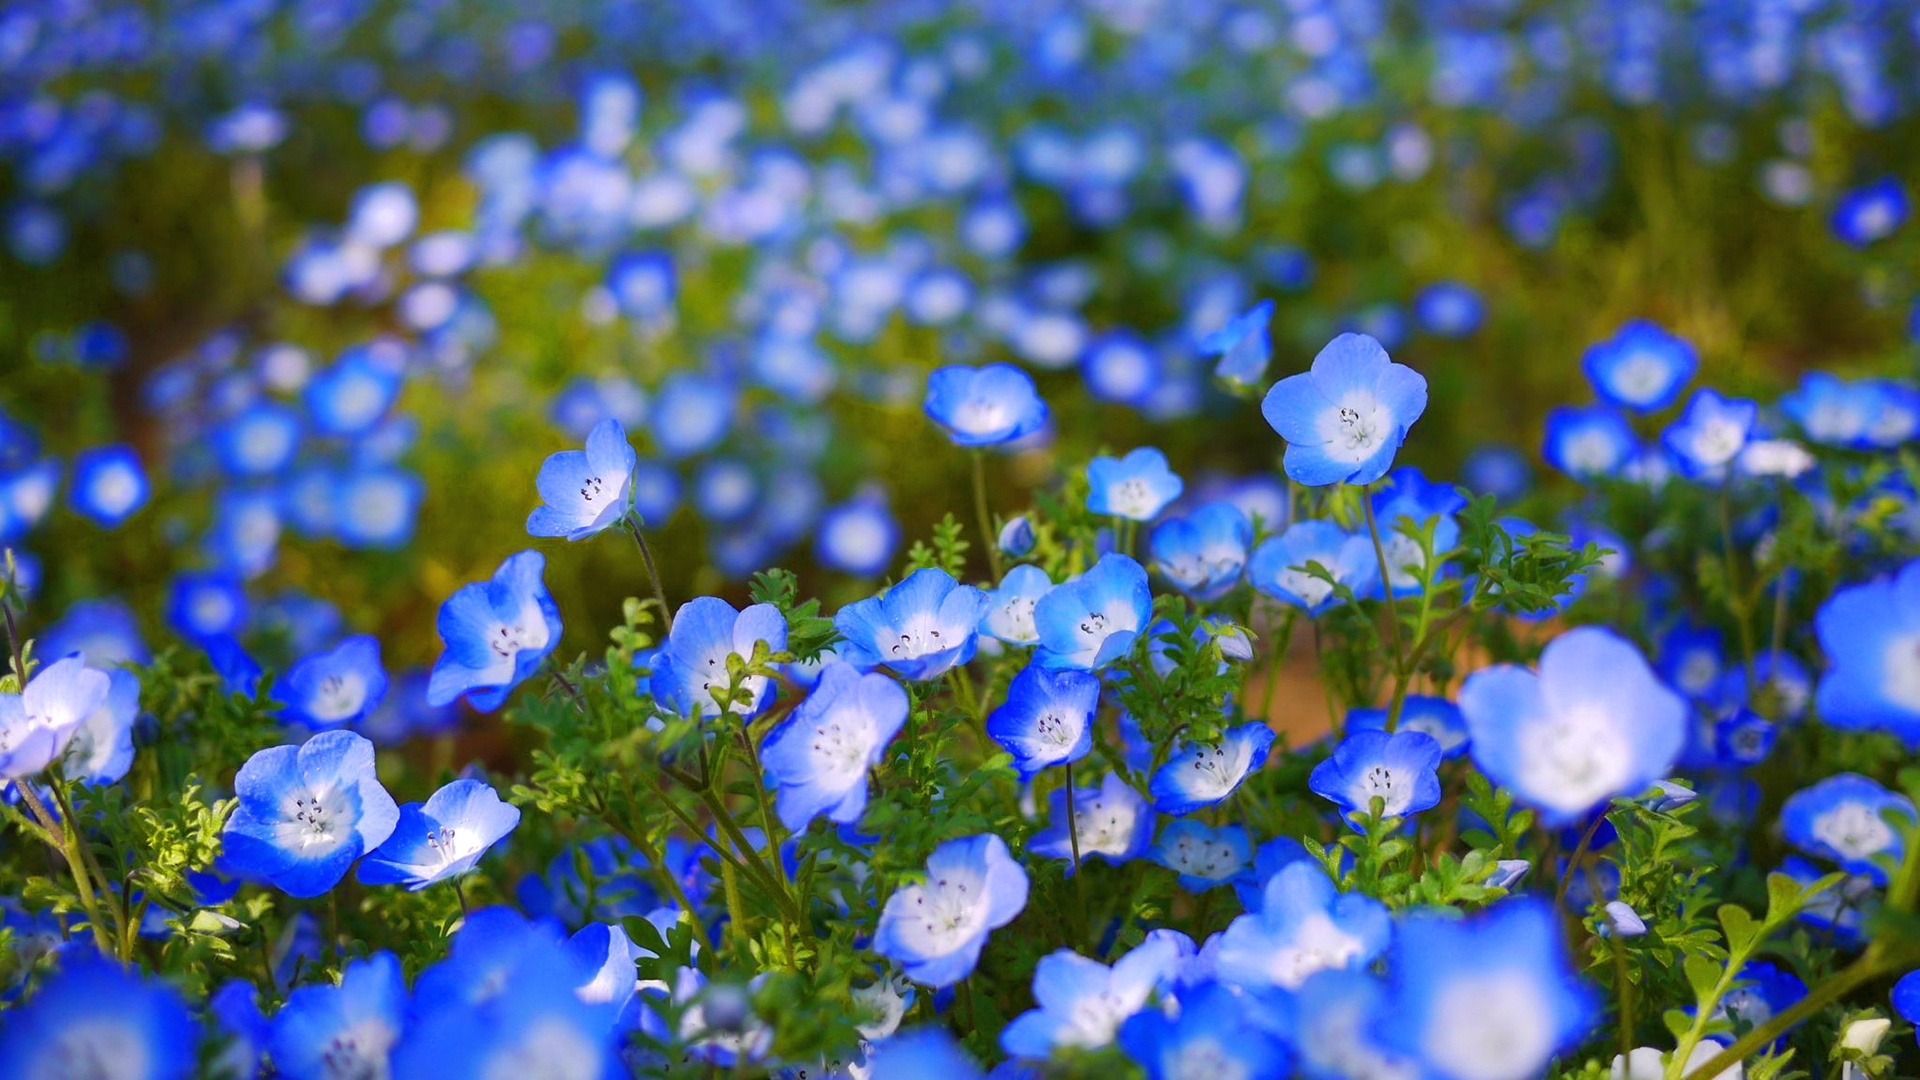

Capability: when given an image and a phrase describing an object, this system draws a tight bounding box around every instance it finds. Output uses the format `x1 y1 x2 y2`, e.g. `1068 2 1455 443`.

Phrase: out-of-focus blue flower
222 730 399 897
1310 728 1444 825
815 491 900 577
1197 300 1273 387
1033 554 1150 670
394 945 618 1080
607 250 677 325
1709 960 1806 1053
166 569 248 645
1659 622 1727 702
270 951 407 1080
1002 936 1185 1058
359 778 521 891
334 466 424 549
1148 820 1250 892
1662 389 1756 478
61 665 138 785
210 980 270 1079
427 550 562 712
0 953 197 1079
867 1027 984 1079
652 596 788 719
874 834 1028 988
527 418 636 540
760 661 906 831
1582 321 1697 412
834 568 987 681
1081 331 1162 407
1262 333 1427 487
1414 283 1483 338
39 598 149 667
1780 773 1913 884
923 364 1049 447
1117 980 1289 1080
1346 696 1469 759
1292 969 1418 1080
1248 520 1378 614
1831 177 1907 247
1462 444 1532 501
651 372 735 459
1149 722 1276 816
1085 448 1182 521
1032 771 1151 868
69 444 148 527
1543 405 1635 480
986 663 1098 779
278 634 387 731
0 655 109 780
1216 861 1390 991
305 347 402 438
1148 501 1250 601
212 402 302 478
1813 559 1920 745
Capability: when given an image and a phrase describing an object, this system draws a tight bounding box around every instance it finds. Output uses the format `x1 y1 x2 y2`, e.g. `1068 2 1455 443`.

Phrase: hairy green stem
971 452 1003 580
624 515 674 634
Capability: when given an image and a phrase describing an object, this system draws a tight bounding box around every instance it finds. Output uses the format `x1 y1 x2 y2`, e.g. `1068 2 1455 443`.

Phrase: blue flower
1660 621 1727 701
1894 971 1920 1039
1780 773 1914 884
1382 898 1598 1080
1662 389 1756 478
985 663 1099 778
278 634 388 731
0 655 109 779
270 951 408 1080
1414 282 1483 338
866 1028 984 1079
1261 333 1428 487
0 954 196 1080
874 834 1029 988
1813 560 1920 745
607 250 677 323
166 570 249 645
527 417 637 540
1002 936 1185 1058
922 364 1049 447
1831 177 1908 247
981 564 1053 646
997 515 1036 558
1370 466 1467 596
1085 448 1183 521
1149 722 1276 816
69 444 148 527
305 348 402 438
358 778 521 891
760 661 907 831
652 596 788 718
1460 627 1686 826
1462 444 1532 501
1291 970 1419 1080
1710 960 1806 1053
1247 520 1378 614
1214 861 1390 991
1117 980 1289 1080
1197 300 1273 387
1346 695 1469 758
212 401 303 478
1033 554 1151 670
221 730 399 897
1033 772 1152 867
62 665 140 785
1310 728 1444 825
1148 501 1250 601
426 550 563 712
1542 405 1635 480
1582 320 1697 412
830 564 996 679
210 980 270 1079
1147 820 1250 892
394 949 618 1080
815 492 901 577
1081 331 1162 407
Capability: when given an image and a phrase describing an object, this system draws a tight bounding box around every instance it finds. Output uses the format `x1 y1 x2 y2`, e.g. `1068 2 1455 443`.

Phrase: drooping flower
0 655 110 779
1001 936 1185 1058
874 834 1029 988
651 596 788 718
1582 320 1697 412
270 951 408 1080
1148 820 1251 892
922 363 1050 447
1085 447 1183 521
760 661 907 831
980 564 1053 646
834 567 989 681
1460 627 1686 826
1260 332 1428 487
1543 405 1635 480
1310 728 1444 825
1813 560 1920 745
1148 501 1251 601
0 954 197 1080
1149 722 1277 816
1033 554 1152 670
1032 771 1153 868
1215 861 1391 992
1247 520 1378 614
221 730 400 897
526 417 637 540
278 634 389 731
1780 773 1914 884
1382 897 1599 1080
426 550 563 711
358 778 521 891
1197 299 1273 388
1117 980 1290 1080
1662 389 1756 478
68 444 149 527
1345 695 1469 758
985 663 1099 778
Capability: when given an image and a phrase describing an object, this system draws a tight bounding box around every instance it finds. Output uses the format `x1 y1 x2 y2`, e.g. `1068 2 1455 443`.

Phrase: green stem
1717 487 1756 691
1679 955 1892 1080
16 781 116 957
624 515 674 634
971 452 1004 580
1360 489 1405 673
1062 759 1088 943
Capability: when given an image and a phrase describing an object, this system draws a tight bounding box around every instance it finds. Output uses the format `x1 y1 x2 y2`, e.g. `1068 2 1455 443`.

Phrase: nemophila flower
1414 282 1483 338
1215 861 1391 991
166 569 248 644
1081 330 1162 407
1460 627 1686 826
1292 969 1419 1080
874 834 1029 988
567 923 641 1014
1002 936 1185 1058
69 444 148 526
394 953 619 1080
1710 960 1807 1053
1813 560 1920 744
427 550 563 711
834 567 988 681
1247 520 1378 614
333 466 424 549
1148 820 1250 892
998 515 1036 558
1117 980 1289 1080
1599 900 1648 938
1261 332 1428 487
1715 649 1812 723
1033 772 1152 867
1148 501 1250 601
981 564 1053 646
1781 372 1883 449
653 596 788 717
1463 444 1532 501
211 401 302 478
607 250 677 324
1197 299 1273 387
1780 773 1914 884
760 661 907 831
652 372 736 459
1086 448 1182 521
221 730 399 897
922 363 1049 447
278 635 388 731
0 954 197 1080
985 664 1098 778
305 348 402 438
1149 722 1276 816
1831 177 1908 247
1033 553 1151 670
1583 320 1697 412
527 417 636 540
815 492 900 577
1382 897 1598 1080
210 980 270 1080
1347 695 1469 758
1371 466 1468 596
1543 405 1635 480
1660 622 1727 701
0 655 109 779
270 951 407 1080
358 778 521 890
1310 728 1444 825
62 665 139 785
1662 389 1756 478
867 1028 983 1079
1779 854 1875 944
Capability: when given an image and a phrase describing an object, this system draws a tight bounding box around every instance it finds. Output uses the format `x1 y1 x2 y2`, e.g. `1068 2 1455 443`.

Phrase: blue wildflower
305 348 402 438
923 364 1050 447
1662 389 1756 478
270 952 408 1080
1370 466 1468 596
1710 961 1807 1053
0 954 196 1080
1310 728 1444 825
1216 861 1390 991
1081 331 1162 408
62 665 140 785
1197 300 1273 387
1292 969 1419 1080
1247 520 1378 614
1831 177 1908 247
1149 722 1276 816
997 515 1036 558
394 950 618 1080
1148 820 1250 892
1660 621 1727 701
1813 560 1920 745
426 550 563 711
278 634 388 731
874 834 1029 988
334 466 424 549
1780 773 1913 884
0 655 109 779
1032 554 1151 670
652 596 788 718
1542 405 1635 480
166 570 249 645
527 417 637 541
1346 695 1469 758
815 492 901 577
212 402 303 478
981 564 1054 647
1462 444 1532 501
1261 333 1428 487
760 661 907 831
986 664 1099 778
1117 980 1289 1080
834 567 988 681
867 1028 983 1079
1147 501 1250 601
1085 448 1182 521
358 778 521 891
1582 320 1697 412
1032 772 1152 867
1002 936 1185 1058
221 730 399 897
1414 282 1483 338
69 444 148 527
210 980 270 1080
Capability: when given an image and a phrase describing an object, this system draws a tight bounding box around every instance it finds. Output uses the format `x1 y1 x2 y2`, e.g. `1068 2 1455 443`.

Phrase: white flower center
1812 803 1896 862
1611 353 1669 404
274 784 357 854
896 874 989 955
991 596 1038 642
1178 741 1249 802
804 711 873 780
1162 833 1239 880
480 1017 602 1080
1319 390 1389 462
1420 970 1555 1080
1069 790 1141 858
317 1018 397 1080
1264 911 1365 989
310 673 369 724
1109 478 1158 518
1278 564 1334 607
887 615 950 661
1163 1039 1251 1080
32 1019 149 1080
1883 635 1920 712
1353 764 1413 816
1513 706 1633 815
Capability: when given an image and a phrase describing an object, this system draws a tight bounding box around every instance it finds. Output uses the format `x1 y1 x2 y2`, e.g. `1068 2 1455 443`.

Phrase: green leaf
1718 904 1759 953
1684 954 1724 1001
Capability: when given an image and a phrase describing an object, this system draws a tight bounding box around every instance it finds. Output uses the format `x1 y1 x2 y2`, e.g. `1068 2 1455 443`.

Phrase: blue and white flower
652 596 788 718
760 661 907 831
279 634 388 731
427 550 563 712
980 564 1053 646
874 834 1029 988
922 363 1050 447
1215 861 1391 991
985 663 1098 778
69 444 148 527
221 730 400 897
1033 554 1151 670
1032 772 1153 867
0 655 110 779
0 954 197 1080
1261 332 1428 487
1662 389 1756 478
1309 728 1444 825
1197 300 1273 388
1149 722 1276 816
834 567 988 681
1086 448 1183 521
1780 773 1914 884
1582 320 1697 412
1002 936 1185 1058
358 779 522 891
527 417 637 540
1148 820 1251 892
61 665 140 785
1148 501 1251 601
1117 980 1290 1080
1813 559 1920 745
1247 520 1378 614
1543 405 1635 480
270 951 408 1080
